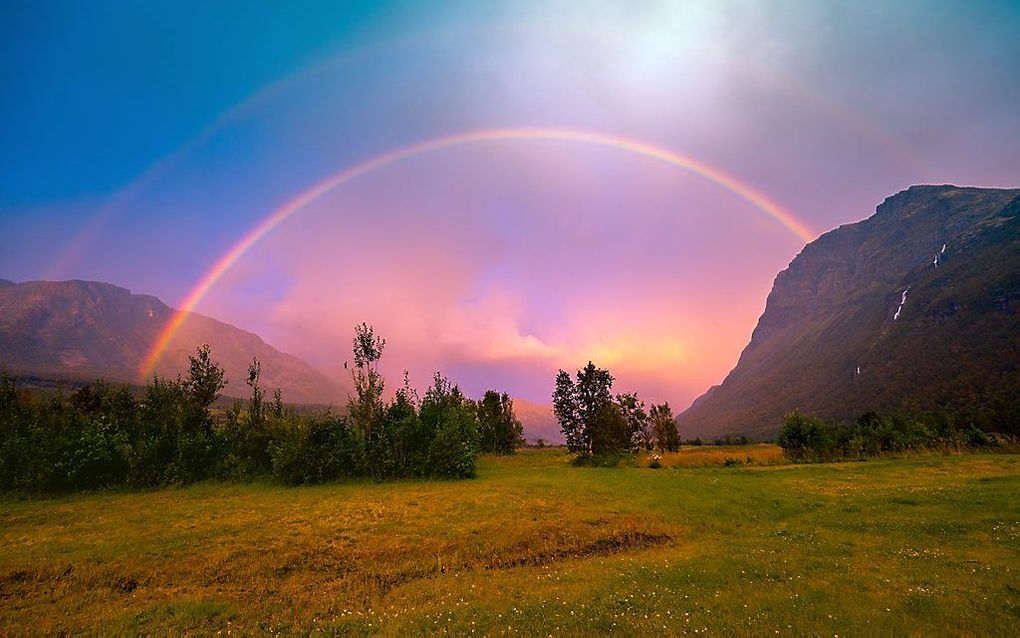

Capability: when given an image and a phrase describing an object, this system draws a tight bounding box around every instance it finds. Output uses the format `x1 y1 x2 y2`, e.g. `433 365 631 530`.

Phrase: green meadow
1 448 1018 636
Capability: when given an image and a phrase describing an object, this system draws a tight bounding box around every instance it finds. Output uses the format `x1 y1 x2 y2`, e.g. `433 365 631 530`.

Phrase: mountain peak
679 185 1020 438
0 279 346 404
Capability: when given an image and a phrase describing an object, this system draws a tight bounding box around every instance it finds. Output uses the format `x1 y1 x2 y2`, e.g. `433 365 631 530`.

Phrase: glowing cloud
139 127 813 380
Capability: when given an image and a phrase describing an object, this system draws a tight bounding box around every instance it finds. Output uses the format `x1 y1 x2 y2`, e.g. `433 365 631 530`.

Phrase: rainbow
138 127 814 380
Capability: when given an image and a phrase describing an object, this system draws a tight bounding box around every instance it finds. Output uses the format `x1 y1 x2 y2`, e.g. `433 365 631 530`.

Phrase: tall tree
271 388 284 419
347 322 386 440
553 370 584 453
184 344 226 417
553 362 620 454
247 357 264 427
649 402 679 451
419 373 479 478
616 392 650 450
477 390 525 454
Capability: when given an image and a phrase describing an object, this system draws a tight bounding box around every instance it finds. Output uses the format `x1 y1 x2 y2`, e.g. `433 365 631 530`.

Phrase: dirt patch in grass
484 529 672 569
328 524 675 602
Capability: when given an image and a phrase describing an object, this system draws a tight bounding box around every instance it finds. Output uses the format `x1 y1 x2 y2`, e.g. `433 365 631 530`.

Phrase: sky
2 0 1019 406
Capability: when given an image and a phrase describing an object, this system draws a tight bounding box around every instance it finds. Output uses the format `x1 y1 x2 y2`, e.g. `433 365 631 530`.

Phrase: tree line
552 361 680 462
0 324 523 492
777 409 1012 462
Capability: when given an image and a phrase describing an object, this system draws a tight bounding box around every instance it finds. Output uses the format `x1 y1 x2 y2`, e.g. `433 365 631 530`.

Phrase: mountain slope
678 185 1020 439
0 280 346 405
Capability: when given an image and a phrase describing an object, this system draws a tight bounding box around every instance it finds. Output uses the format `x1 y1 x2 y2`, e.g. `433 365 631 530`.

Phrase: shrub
777 409 1010 462
965 425 993 448
0 326 501 492
270 413 360 485
477 390 524 455
59 413 130 490
419 374 479 479
571 452 624 468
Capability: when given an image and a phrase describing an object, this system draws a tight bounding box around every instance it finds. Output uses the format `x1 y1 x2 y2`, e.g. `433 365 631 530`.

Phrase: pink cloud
197 140 802 406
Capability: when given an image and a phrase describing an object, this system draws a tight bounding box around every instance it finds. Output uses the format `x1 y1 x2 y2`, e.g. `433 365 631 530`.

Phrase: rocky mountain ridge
0 279 346 405
678 185 1020 438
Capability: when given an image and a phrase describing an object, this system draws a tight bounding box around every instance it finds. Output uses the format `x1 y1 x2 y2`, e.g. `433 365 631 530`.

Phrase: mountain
678 185 1020 439
512 397 562 444
0 280 346 405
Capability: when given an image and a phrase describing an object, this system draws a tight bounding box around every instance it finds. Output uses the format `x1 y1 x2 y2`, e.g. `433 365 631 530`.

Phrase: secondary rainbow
139 127 815 380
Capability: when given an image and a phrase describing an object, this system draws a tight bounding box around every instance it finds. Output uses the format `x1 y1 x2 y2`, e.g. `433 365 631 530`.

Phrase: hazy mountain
0 279 347 405
512 397 562 444
678 185 1020 439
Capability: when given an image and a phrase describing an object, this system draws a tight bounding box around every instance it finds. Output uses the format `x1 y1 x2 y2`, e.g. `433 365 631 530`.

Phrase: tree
247 358 264 427
590 400 631 454
477 390 525 454
552 362 624 455
219 357 276 477
184 344 226 415
347 322 386 441
376 377 419 477
649 402 679 451
271 388 284 419
419 373 479 478
553 370 584 453
616 392 649 450
776 410 826 460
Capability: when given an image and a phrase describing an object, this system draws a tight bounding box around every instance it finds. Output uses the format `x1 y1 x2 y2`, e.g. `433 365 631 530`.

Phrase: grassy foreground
1 448 1018 635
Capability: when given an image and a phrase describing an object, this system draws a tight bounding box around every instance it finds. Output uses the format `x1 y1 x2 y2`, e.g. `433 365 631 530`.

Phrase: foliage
419 373 480 479
589 401 631 455
184 344 227 414
552 370 584 453
777 409 1009 462
347 322 386 442
270 412 360 485
616 392 649 450
553 366 687 461
477 390 524 455
0 325 492 492
220 358 277 478
649 402 679 451
570 451 625 467
553 362 630 455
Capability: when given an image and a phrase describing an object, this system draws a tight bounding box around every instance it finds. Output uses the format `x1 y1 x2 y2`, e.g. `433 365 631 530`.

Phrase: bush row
0 325 523 492
777 410 1011 462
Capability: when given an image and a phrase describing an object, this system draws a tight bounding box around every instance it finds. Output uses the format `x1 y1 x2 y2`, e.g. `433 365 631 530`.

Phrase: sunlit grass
1 449 1018 634
640 443 787 468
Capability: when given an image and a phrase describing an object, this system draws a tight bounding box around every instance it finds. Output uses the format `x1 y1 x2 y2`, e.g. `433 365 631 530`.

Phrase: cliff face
0 280 346 405
678 185 1020 438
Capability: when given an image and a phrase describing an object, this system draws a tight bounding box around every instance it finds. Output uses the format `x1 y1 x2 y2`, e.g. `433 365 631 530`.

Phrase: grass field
638 443 787 468
1 448 1018 635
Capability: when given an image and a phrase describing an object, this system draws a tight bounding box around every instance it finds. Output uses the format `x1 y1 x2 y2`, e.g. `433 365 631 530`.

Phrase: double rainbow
139 127 815 380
